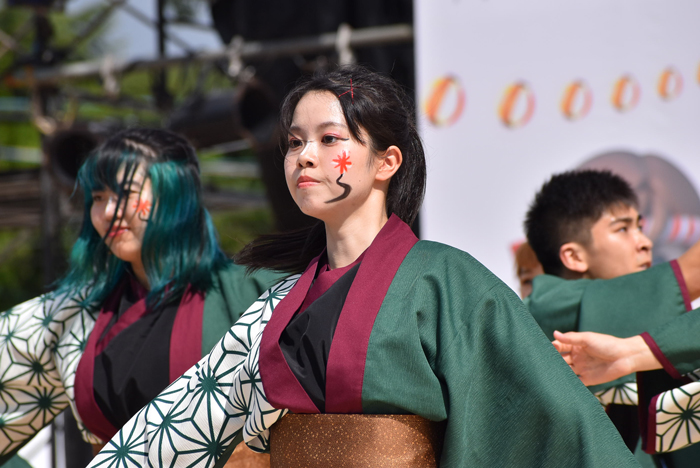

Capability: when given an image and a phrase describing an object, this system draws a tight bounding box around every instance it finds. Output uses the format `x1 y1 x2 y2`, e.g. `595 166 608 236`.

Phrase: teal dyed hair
57 128 229 309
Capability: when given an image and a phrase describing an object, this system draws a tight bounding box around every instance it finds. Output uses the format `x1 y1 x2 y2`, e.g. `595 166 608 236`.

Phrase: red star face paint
133 199 152 220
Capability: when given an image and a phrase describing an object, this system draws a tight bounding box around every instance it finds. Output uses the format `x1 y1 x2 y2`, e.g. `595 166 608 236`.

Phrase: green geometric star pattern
88 276 299 468
0 288 103 457
595 382 638 406
656 381 700 453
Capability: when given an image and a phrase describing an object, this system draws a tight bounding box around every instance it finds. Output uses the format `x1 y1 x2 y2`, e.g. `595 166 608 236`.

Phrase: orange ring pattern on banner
499 82 535 128
424 76 466 127
657 67 683 100
561 80 593 120
611 75 640 112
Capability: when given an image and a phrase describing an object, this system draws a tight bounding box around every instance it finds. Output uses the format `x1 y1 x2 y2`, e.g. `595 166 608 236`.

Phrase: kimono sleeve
640 380 700 454
0 292 89 463
578 261 689 338
436 277 638 466
525 274 588 341
641 307 700 378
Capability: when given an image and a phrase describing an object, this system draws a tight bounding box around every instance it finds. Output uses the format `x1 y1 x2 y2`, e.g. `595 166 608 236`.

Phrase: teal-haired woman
0 128 279 464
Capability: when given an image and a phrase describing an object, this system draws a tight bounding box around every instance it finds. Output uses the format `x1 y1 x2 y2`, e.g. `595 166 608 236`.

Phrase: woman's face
90 164 152 266
284 91 380 223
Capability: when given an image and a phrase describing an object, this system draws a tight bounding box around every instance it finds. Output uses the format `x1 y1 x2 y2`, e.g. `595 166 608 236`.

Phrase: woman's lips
108 227 128 238
297 175 319 188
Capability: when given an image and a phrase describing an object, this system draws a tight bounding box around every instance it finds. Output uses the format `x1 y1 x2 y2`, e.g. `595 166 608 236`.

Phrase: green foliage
0 121 40 146
0 2 113 71
212 207 274 256
0 229 45 310
0 5 30 74
48 4 114 62
165 0 198 23
73 100 161 125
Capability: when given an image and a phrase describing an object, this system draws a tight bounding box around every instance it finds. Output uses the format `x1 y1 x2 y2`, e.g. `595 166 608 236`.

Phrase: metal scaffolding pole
4 23 413 88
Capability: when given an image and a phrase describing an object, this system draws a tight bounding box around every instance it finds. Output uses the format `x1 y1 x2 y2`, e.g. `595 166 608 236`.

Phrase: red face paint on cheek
133 199 151 219
332 150 352 174
326 150 352 204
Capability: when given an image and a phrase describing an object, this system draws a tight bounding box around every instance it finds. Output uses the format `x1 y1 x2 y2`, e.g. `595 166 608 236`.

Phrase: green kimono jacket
89 216 638 467
0 262 279 463
525 263 690 395
525 262 699 465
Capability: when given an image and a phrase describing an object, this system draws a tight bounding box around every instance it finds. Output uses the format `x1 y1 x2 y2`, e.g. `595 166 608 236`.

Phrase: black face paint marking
325 174 351 203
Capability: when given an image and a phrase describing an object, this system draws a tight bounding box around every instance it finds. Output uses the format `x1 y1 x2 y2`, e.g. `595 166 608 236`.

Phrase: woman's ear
559 242 590 275
375 145 402 182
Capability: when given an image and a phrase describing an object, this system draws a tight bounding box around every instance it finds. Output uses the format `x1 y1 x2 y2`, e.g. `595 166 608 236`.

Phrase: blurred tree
0 1 114 73
0 0 118 310
164 0 197 23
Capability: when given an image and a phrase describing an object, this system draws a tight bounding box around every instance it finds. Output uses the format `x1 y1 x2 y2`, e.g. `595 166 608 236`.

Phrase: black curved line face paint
325 149 353 204
325 173 351 203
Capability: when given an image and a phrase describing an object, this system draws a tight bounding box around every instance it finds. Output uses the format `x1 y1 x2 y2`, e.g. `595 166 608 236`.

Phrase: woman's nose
297 141 318 168
104 196 122 220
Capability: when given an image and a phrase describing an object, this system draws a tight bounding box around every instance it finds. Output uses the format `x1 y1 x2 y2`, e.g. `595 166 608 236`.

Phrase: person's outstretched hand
552 331 660 386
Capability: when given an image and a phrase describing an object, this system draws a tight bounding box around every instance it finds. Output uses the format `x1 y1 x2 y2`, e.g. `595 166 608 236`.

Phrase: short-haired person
88 66 638 467
525 169 698 350
0 128 280 465
524 169 700 464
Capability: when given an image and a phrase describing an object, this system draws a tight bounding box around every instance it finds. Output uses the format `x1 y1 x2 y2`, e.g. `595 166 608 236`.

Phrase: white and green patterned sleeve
0 289 99 459
645 381 700 453
88 276 299 468
594 383 638 406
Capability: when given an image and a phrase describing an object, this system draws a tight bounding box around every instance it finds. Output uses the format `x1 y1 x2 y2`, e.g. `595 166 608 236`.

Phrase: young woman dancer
89 68 638 467
0 128 279 464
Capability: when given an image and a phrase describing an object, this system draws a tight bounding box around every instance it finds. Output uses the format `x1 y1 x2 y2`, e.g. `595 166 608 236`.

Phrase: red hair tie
338 78 354 102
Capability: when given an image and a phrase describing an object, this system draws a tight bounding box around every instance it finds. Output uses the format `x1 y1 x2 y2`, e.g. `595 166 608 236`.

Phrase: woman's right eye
288 138 303 149
92 193 103 202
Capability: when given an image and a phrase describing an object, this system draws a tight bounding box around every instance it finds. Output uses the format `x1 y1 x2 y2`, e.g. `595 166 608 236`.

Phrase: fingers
552 330 571 343
552 339 575 370
552 340 572 354
553 330 591 346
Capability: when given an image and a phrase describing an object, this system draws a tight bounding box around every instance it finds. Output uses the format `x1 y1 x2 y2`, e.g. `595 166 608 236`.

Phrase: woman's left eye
321 135 339 144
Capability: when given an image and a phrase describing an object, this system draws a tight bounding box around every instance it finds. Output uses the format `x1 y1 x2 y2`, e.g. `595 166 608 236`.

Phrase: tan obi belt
222 443 270 468
270 414 446 468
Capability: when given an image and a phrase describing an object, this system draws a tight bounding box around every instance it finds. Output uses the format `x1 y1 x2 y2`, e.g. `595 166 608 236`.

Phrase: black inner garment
93 282 180 430
279 263 360 412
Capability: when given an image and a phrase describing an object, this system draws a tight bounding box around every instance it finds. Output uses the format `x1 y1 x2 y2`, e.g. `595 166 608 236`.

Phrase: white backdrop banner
415 0 700 291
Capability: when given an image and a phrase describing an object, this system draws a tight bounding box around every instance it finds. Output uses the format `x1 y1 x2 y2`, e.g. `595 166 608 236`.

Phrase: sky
66 0 223 61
